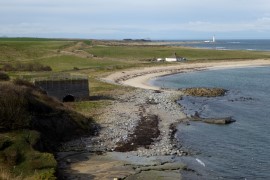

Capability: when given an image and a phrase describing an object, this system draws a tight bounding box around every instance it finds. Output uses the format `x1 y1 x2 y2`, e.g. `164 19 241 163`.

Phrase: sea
165 39 270 51
150 65 270 179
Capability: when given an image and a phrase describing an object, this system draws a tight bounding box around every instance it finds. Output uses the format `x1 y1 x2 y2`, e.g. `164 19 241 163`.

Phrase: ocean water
150 67 270 179
167 39 270 51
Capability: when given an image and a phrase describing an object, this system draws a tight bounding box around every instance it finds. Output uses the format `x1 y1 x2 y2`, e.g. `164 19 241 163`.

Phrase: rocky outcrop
203 117 236 124
191 111 236 125
182 87 227 97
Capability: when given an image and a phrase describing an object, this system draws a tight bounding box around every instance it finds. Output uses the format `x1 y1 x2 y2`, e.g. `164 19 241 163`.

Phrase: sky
1 0 270 40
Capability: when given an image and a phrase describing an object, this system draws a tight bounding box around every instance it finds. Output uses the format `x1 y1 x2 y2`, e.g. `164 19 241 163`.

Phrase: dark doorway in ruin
63 94 75 102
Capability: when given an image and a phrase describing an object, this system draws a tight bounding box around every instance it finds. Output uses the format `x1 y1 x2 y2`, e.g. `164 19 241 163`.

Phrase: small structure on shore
157 52 186 62
34 74 89 101
204 35 216 43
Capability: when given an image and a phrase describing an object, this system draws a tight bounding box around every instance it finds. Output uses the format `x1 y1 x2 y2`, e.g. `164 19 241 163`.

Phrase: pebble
61 89 187 157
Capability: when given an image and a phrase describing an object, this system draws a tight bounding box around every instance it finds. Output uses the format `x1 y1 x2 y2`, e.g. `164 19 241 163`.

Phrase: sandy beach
58 59 270 180
104 59 270 90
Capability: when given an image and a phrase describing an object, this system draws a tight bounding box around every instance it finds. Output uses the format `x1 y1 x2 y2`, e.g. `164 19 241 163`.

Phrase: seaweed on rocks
114 107 160 152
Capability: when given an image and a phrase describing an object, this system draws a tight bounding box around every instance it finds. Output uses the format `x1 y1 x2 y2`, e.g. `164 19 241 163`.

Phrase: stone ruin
34 74 89 102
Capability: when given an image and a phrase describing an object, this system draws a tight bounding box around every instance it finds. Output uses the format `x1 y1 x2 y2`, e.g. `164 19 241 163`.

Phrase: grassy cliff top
0 78 96 179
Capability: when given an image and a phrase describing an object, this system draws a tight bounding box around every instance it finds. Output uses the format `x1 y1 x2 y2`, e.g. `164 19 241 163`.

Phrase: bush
0 83 31 130
13 79 46 94
1 64 14 71
13 79 34 87
1 62 52 72
4 148 21 166
0 139 12 151
0 72 10 81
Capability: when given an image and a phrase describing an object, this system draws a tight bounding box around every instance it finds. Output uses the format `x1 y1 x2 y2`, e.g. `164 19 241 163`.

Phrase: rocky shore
58 88 190 179
60 88 188 156
58 60 270 179
99 89 188 156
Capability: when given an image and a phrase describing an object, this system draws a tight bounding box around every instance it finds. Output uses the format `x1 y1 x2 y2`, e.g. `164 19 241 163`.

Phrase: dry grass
0 82 30 130
0 168 22 180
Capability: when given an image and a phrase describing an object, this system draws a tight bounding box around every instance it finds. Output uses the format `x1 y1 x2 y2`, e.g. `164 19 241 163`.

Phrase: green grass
72 100 111 118
2 39 270 74
0 40 74 62
0 37 69 41
86 45 270 60
35 55 132 72
0 130 57 179
86 46 162 59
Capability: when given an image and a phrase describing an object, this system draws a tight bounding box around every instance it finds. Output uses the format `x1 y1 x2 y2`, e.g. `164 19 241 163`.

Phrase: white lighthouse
212 35 216 43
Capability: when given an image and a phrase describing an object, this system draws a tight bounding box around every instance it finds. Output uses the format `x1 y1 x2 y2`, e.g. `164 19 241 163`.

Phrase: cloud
2 17 270 37
1 0 269 15
1 0 270 38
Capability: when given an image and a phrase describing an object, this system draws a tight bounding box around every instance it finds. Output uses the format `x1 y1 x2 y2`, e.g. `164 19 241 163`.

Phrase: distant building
157 52 186 62
204 35 216 43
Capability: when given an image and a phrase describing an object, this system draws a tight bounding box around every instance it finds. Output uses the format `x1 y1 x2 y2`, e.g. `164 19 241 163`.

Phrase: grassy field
86 45 270 60
35 55 132 72
2 37 270 112
1 38 270 114
2 38 270 70
0 38 270 179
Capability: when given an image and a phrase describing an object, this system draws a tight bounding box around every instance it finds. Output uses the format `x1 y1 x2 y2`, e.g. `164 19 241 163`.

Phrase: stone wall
35 79 89 101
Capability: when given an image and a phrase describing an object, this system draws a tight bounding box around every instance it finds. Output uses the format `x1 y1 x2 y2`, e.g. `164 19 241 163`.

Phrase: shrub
1 62 52 72
0 168 22 180
73 67 80 70
42 65 52 71
0 72 10 81
13 79 46 94
13 79 34 87
4 148 21 166
1 64 14 71
0 83 31 130
0 139 12 151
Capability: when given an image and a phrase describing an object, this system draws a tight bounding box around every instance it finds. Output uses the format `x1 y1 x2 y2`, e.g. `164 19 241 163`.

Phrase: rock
182 87 228 97
203 117 236 124
191 112 236 125
191 116 236 125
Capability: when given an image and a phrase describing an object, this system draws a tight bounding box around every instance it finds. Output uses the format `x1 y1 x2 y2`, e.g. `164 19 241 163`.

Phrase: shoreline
58 59 270 179
103 59 270 90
